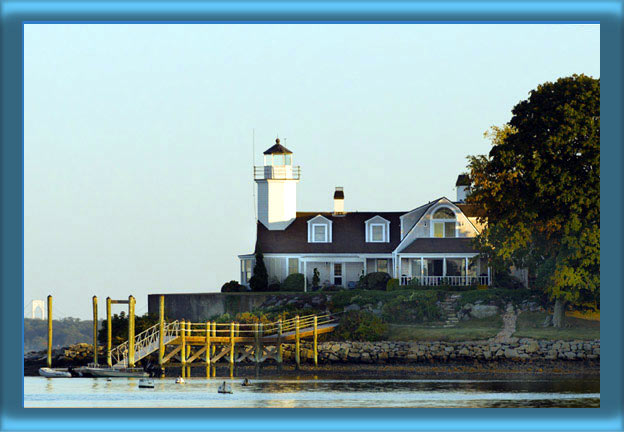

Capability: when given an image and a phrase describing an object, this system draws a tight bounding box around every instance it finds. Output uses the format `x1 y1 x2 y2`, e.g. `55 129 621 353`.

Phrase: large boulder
469 305 499 319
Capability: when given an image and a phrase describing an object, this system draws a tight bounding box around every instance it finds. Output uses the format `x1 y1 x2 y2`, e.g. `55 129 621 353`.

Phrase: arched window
433 208 455 219
432 207 456 238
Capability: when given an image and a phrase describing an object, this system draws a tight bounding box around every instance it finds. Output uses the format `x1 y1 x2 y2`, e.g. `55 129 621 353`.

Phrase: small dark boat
218 381 232 394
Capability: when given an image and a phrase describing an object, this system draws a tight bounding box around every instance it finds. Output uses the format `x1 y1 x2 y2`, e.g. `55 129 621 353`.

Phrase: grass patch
513 311 600 341
384 315 503 342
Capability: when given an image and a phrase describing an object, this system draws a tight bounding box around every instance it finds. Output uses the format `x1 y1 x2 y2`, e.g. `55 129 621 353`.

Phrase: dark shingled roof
263 138 293 155
255 212 404 254
455 174 471 186
401 238 478 253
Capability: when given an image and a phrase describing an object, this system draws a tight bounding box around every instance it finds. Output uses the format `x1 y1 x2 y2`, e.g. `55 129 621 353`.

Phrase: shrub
331 311 387 341
281 273 305 292
382 291 444 324
493 271 525 290
356 272 391 290
386 278 401 291
457 288 537 309
221 280 247 293
320 285 343 292
268 282 281 291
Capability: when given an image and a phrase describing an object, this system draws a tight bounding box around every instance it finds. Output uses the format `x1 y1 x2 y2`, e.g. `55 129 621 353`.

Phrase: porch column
465 257 469 285
443 258 447 277
420 257 424 284
487 266 491 285
303 260 307 292
363 259 367 275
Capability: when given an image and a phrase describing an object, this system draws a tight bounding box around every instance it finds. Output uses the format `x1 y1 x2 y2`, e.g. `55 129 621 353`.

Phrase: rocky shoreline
25 338 599 376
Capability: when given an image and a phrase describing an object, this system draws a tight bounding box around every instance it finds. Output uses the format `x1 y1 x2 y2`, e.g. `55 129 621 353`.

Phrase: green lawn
384 315 503 342
513 311 600 341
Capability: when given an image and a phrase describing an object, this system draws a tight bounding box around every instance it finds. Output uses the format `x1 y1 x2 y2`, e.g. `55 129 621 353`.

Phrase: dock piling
205 321 211 377
128 295 135 367
181 319 186 378
106 297 112 367
229 323 235 377
158 295 165 374
92 296 98 365
277 319 283 370
47 295 52 367
313 315 318 367
211 322 216 377
295 315 300 369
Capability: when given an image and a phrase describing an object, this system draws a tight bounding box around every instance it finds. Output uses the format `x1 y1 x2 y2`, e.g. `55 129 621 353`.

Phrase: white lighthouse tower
254 138 301 230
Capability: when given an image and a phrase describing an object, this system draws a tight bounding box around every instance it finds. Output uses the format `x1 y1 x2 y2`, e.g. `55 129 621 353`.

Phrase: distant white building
239 139 491 290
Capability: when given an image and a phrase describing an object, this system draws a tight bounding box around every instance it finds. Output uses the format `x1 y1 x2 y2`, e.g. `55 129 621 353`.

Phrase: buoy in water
242 378 251 386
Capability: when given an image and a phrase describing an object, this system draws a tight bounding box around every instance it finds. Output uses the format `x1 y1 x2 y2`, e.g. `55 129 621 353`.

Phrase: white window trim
307 215 333 243
429 205 458 238
364 216 390 243
311 223 328 243
369 223 386 243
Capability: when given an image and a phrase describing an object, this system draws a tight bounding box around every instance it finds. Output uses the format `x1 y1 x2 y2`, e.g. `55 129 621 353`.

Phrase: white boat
138 378 154 388
84 366 148 378
175 377 185 384
39 367 71 378
218 382 232 394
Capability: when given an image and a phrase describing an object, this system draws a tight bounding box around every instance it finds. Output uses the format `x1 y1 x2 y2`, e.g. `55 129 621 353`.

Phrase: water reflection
24 376 599 408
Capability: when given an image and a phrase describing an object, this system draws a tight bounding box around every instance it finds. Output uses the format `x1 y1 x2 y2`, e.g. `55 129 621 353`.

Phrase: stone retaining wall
282 339 600 363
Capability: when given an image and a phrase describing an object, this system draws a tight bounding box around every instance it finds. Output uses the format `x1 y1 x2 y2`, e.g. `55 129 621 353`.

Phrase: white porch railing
400 275 490 286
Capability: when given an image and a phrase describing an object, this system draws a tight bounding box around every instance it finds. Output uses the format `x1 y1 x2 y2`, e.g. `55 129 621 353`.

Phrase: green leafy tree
467 74 599 327
97 312 159 346
249 251 268 292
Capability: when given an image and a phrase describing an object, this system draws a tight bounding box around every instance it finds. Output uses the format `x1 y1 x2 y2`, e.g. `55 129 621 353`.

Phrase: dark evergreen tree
249 251 269 292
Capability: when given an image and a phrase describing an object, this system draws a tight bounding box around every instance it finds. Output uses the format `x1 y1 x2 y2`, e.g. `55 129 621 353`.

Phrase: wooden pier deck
107 296 339 376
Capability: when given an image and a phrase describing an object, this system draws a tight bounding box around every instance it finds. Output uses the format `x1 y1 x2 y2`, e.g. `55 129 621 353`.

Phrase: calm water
24 376 599 408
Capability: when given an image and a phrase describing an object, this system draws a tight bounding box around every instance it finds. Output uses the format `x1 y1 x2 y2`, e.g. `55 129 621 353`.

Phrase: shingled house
239 139 490 291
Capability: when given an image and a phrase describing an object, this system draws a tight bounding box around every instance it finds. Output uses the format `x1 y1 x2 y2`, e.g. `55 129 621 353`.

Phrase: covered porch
398 255 490 286
300 256 365 291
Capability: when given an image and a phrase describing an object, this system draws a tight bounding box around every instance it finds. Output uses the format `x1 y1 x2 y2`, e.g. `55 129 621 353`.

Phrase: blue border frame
2 1 621 431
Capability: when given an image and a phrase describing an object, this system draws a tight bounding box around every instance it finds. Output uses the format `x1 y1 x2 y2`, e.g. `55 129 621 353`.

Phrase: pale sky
24 24 600 319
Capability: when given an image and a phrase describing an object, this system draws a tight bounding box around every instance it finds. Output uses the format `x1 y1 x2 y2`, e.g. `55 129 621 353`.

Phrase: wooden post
205 321 211 377
158 295 165 373
128 295 135 368
235 323 240 373
229 322 235 377
211 322 216 377
92 296 98 365
106 297 112 367
295 315 300 369
47 295 52 367
277 319 283 369
180 319 186 378
313 315 318 367
258 322 264 373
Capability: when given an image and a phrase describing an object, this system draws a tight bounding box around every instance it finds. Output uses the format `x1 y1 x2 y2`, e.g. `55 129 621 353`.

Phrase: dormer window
365 216 390 243
370 224 386 242
312 224 328 242
431 207 456 238
307 215 333 243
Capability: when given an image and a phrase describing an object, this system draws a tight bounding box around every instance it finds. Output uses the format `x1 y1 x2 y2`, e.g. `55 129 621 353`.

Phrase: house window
241 260 253 284
377 259 389 273
334 263 343 286
370 224 385 242
288 258 299 275
312 224 328 242
432 207 456 238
